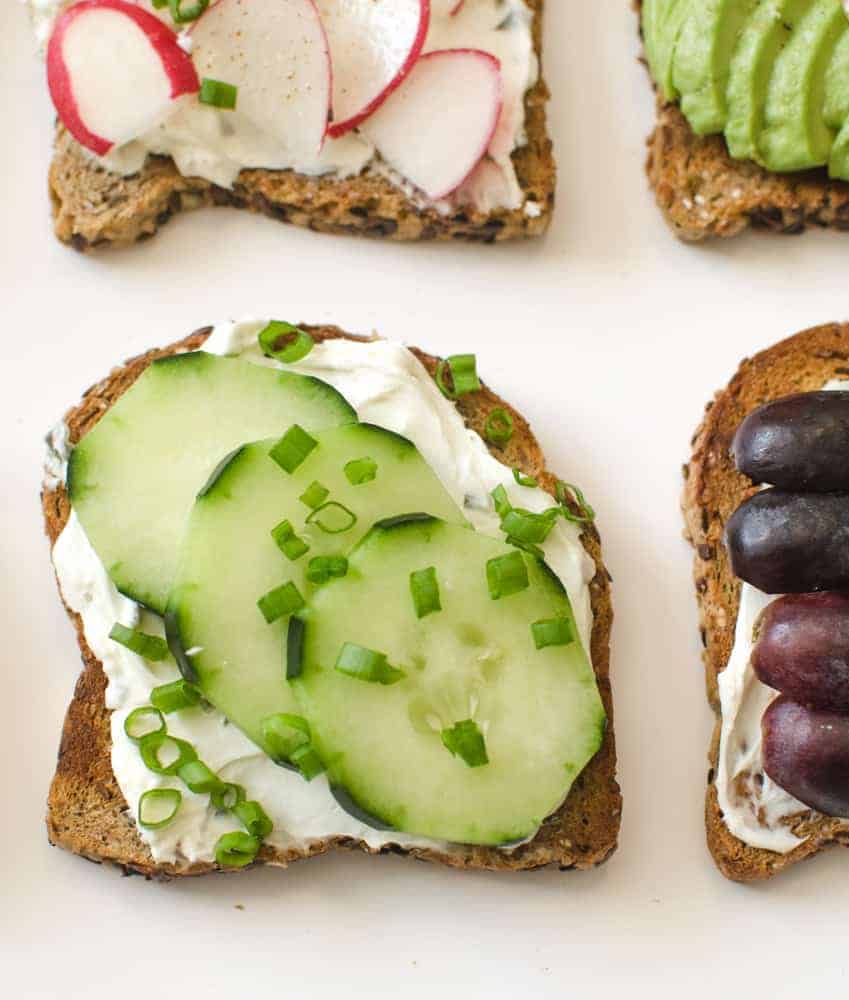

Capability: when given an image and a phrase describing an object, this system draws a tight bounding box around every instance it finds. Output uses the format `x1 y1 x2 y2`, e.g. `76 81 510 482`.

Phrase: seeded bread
48 1 553 251
635 3 849 242
42 325 620 878
683 323 849 882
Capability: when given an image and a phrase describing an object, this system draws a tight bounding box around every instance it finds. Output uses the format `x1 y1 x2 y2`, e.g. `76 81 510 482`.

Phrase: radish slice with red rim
47 0 199 156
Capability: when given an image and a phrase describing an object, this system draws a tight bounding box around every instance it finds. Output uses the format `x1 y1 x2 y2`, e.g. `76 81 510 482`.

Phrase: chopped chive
258 321 314 363
257 582 305 624
410 566 441 619
215 831 261 868
139 732 198 776
261 713 311 763
199 77 237 110
500 508 557 545
123 706 165 742
233 800 273 838
286 616 306 680
531 617 575 650
556 481 596 524
435 354 481 399
306 555 348 584
491 484 512 518
506 535 545 560
177 759 224 795
211 782 246 811
151 0 168 8
271 519 310 561
290 743 325 781
512 468 538 488
138 788 182 830
109 623 168 662
299 481 330 509
335 643 405 685
344 457 378 486
168 0 208 23
441 719 489 768
486 551 529 600
306 501 357 534
270 425 317 474
151 678 201 714
485 408 514 445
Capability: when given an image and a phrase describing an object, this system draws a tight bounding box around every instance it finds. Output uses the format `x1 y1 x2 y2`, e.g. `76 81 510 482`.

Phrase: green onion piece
486 550 530 600
491 484 512 518
257 581 305 624
306 555 348 584
177 759 224 795
335 643 405 685
261 713 311 763
299 481 330 509
233 800 273 838
151 678 201 714
151 0 168 8
109 623 168 662
258 321 314 363
344 457 378 486
556 481 596 524
506 535 545 560
306 501 357 535
138 788 182 830
123 706 166 742
435 354 481 399
271 519 310 561
286 616 306 680
290 743 325 781
409 566 441 619
211 782 246 811
139 732 198 776
512 468 538 488
500 508 557 545
485 408 514 446
199 77 237 110
215 831 261 869
441 719 489 768
531 617 575 650
169 0 208 23
270 425 317 474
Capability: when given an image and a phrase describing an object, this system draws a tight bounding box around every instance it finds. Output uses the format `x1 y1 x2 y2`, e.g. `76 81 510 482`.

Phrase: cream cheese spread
29 0 539 213
715 378 849 853
47 322 596 865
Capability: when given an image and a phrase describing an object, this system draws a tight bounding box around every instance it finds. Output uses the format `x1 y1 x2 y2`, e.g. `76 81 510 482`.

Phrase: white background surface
3 1 849 996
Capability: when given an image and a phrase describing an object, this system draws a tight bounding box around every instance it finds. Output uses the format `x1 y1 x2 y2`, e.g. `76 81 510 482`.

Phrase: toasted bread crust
683 323 849 882
43 326 620 878
634 1 849 242
48 1 553 251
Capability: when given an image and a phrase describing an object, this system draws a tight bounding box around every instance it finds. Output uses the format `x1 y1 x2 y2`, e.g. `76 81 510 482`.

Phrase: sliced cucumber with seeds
69 352 356 614
165 425 465 760
291 516 606 846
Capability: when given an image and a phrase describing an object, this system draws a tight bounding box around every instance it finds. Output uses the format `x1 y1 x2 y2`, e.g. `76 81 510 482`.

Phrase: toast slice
48 2 554 251
683 322 849 882
43 325 620 877
635 3 849 242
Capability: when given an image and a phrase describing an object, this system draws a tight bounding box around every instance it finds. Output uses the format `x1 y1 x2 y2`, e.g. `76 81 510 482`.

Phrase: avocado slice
824 23 849 129
829 115 849 178
760 0 845 171
672 0 759 136
647 0 697 101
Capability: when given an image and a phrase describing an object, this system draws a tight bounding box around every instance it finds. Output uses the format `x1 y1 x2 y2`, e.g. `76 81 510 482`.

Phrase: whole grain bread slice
48 1 553 251
43 325 620 878
634 2 849 242
683 322 849 882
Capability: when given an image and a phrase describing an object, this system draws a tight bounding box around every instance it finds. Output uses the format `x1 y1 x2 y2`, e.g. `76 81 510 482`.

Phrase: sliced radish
362 49 502 201
47 0 199 156
191 0 331 161
318 0 430 138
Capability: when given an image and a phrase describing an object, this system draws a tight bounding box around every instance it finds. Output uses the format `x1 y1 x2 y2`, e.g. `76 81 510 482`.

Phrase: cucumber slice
68 352 355 613
292 516 606 846
165 426 466 759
